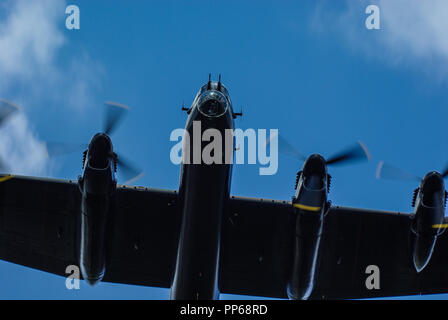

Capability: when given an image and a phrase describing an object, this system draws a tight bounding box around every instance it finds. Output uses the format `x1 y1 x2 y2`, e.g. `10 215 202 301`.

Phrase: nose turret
197 90 228 118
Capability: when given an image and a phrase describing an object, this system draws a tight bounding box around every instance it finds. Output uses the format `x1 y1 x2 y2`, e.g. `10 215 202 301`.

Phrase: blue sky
0 0 447 299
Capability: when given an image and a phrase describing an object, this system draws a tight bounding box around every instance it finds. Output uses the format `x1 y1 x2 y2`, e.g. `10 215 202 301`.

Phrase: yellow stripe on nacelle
0 175 14 183
293 203 321 212
432 224 448 229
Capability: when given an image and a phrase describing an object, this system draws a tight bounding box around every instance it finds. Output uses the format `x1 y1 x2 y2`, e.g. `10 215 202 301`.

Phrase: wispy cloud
0 113 48 176
0 0 101 176
0 0 65 81
311 0 448 80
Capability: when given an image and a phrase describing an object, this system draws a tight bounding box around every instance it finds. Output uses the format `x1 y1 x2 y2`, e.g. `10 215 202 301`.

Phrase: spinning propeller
46 102 143 185
268 134 371 166
375 161 448 182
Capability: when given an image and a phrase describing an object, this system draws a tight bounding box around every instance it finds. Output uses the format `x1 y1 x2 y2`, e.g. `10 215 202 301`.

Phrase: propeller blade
375 161 421 182
116 153 144 185
441 165 448 178
44 142 88 157
0 156 9 173
0 100 20 127
326 141 371 165
266 133 306 161
104 101 129 136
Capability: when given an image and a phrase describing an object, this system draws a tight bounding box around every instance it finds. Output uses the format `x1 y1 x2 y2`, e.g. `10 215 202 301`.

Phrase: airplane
0 77 447 300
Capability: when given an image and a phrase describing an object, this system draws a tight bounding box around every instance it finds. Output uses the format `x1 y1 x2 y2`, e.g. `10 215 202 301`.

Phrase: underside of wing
219 196 294 298
312 206 448 299
103 185 180 288
0 174 81 277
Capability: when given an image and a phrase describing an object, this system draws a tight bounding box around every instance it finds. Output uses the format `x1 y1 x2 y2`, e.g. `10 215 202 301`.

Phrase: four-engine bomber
0 80 447 300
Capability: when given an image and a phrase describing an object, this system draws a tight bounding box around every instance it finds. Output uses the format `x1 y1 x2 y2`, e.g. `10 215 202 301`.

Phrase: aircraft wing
219 199 448 299
3 175 448 299
0 174 180 289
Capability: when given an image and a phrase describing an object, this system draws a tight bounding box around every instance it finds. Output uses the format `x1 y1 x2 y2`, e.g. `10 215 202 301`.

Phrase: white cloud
0 0 101 176
0 0 65 81
377 0 448 61
311 0 448 79
0 113 48 176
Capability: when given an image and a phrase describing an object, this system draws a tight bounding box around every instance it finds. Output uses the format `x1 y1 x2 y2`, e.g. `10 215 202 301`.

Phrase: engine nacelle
82 163 115 195
78 163 116 285
287 156 329 300
411 203 444 272
287 206 324 300
410 180 445 273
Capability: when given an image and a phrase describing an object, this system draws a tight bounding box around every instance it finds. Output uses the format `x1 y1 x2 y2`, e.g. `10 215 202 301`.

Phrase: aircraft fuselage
170 80 235 300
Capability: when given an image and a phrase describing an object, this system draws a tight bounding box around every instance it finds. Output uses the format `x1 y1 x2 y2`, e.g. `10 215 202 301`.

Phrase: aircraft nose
200 100 222 117
197 91 228 118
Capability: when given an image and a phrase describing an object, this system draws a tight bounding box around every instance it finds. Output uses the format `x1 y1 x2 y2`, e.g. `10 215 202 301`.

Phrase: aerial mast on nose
207 73 212 90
